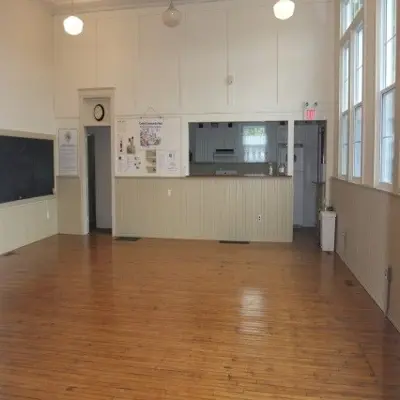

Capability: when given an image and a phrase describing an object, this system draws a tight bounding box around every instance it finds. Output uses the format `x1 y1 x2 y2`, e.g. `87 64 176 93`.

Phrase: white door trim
78 87 116 236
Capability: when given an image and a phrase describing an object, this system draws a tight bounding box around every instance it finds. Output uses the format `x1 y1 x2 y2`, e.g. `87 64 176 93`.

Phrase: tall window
340 43 350 176
353 26 363 178
378 0 396 184
339 0 364 180
242 125 267 163
341 0 364 35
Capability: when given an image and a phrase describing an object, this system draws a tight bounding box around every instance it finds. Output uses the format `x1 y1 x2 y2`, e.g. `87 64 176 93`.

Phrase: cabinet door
228 7 278 111
54 15 97 117
137 14 181 113
182 10 228 113
195 130 208 162
278 1 334 109
224 130 236 150
97 13 137 116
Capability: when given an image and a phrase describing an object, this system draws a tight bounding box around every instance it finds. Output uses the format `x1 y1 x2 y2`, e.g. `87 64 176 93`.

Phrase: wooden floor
0 233 400 400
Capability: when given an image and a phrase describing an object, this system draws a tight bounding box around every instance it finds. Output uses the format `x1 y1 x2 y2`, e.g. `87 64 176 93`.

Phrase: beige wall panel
331 178 400 332
0 198 57 255
57 177 82 235
0 130 57 255
388 195 400 331
115 177 293 242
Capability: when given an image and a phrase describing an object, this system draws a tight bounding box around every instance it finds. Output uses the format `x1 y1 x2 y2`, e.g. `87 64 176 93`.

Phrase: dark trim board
219 240 250 244
115 237 141 242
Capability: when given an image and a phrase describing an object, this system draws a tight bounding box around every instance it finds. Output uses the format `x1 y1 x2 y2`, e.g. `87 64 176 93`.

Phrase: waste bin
320 211 336 252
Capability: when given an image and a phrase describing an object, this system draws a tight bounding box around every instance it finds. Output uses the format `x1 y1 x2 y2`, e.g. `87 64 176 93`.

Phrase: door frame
79 88 116 236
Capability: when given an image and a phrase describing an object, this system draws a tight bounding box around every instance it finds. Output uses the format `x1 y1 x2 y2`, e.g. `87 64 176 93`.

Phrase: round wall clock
94 104 105 121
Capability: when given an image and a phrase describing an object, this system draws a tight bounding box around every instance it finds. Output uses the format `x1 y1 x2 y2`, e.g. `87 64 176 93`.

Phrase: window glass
380 89 395 183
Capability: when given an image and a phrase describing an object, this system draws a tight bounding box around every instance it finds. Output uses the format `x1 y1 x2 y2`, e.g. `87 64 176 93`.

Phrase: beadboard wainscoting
331 178 400 332
115 177 293 242
57 177 83 235
0 197 57 255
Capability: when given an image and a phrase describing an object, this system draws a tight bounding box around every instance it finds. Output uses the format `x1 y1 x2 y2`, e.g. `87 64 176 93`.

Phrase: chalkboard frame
0 134 55 205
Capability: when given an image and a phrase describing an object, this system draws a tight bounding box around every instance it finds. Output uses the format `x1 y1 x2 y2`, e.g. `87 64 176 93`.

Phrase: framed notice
58 128 78 176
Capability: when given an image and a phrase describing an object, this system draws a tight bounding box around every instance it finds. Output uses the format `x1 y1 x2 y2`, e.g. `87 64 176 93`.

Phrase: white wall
54 0 335 186
0 0 54 134
0 1 57 254
92 126 112 229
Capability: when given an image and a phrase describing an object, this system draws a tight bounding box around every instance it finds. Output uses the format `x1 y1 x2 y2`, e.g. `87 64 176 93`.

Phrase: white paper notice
157 150 179 174
117 119 127 135
58 129 78 176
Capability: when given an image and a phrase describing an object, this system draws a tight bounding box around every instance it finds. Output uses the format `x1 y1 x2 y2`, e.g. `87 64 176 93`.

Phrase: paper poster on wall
116 124 142 174
58 128 78 176
117 119 127 135
157 150 179 174
117 154 141 174
139 119 163 149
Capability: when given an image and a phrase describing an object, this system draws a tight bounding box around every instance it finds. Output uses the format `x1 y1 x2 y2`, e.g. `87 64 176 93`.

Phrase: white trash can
320 211 336 252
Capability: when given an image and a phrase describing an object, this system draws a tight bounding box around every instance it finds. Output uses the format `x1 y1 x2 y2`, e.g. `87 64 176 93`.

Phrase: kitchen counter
115 175 294 242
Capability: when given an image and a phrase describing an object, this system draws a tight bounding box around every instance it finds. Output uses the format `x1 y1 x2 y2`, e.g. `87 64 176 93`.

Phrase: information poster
116 120 142 174
139 119 163 149
157 150 179 174
58 128 78 176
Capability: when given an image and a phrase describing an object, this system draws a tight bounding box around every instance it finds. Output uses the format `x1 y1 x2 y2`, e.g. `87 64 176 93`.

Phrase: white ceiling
42 0 224 14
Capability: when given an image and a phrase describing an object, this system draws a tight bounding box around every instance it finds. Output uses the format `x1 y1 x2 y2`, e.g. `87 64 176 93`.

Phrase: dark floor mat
115 237 141 242
219 240 250 244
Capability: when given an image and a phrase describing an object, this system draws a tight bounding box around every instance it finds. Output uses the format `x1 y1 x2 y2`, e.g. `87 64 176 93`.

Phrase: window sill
332 177 399 198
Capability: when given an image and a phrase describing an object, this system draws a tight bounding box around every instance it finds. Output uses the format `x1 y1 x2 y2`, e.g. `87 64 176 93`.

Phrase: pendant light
64 0 84 36
162 0 182 28
273 0 295 20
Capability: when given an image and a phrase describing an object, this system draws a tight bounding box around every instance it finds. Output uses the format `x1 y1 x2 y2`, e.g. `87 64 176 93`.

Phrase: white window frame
339 1 364 181
352 24 364 182
375 0 396 190
339 42 350 178
241 124 268 163
341 0 364 37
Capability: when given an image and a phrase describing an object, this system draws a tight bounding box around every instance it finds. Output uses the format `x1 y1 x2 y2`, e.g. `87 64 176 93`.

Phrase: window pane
341 45 350 111
354 107 362 142
384 38 396 87
353 107 362 178
340 113 349 175
352 0 363 17
381 0 397 90
380 89 395 183
341 0 352 34
385 0 396 41
242 125 267 163
354 27 363 104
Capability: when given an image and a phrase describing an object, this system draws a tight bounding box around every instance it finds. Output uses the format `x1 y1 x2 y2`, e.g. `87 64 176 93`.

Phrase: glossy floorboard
0 233 399 400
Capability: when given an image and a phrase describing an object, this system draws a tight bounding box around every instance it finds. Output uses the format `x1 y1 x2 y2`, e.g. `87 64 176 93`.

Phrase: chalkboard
0 135 54 204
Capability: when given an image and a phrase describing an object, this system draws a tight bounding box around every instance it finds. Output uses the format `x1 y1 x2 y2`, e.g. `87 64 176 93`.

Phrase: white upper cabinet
277 1 334 109
181 9 228 113
54 15 97 118
227 6 278 111
52 0 334 118
137 13 182 113
97 12 138 116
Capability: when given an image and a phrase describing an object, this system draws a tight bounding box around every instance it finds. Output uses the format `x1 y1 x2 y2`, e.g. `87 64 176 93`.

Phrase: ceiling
42 0 224 14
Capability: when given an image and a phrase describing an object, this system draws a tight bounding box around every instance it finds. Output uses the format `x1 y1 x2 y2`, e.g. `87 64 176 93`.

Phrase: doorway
86 126 112 234
292 121 327 232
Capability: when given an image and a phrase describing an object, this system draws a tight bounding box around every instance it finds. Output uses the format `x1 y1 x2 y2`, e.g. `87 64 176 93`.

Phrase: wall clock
94 104 105 122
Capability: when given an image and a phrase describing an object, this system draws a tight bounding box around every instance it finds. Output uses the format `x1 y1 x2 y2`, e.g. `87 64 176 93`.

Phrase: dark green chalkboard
0 135 54 204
